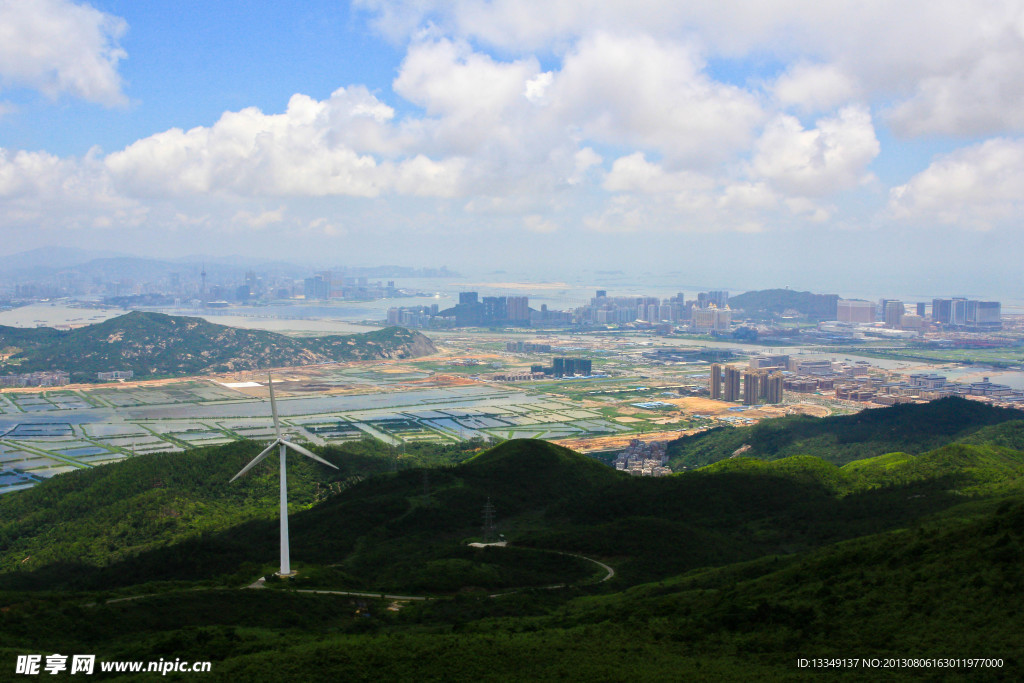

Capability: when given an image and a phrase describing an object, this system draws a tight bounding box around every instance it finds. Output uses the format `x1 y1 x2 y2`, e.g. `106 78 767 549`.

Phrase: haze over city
2 1 1023 293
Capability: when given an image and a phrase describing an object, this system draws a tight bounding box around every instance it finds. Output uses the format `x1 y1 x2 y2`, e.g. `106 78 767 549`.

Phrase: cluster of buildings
613 439 673 476
484 355 594 382
303 273 402 301
387 289 739 331
709 363 784 405
0 369 136 387
573 290 732 332
97 370 134 381
830 373 1024 407
530 357 593 378
740 353 1024 408
388 293 573 329
836 297 1002 332
504 341 552 353
0 371 69 388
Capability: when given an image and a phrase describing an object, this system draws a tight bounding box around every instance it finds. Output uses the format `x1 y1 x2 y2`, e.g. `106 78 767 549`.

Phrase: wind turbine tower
230 375 338 576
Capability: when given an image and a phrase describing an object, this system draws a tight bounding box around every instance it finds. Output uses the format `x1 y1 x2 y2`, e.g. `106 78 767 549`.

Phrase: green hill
2 412 1024 679
667 396 1024 468
702 443 1024 496
728 288 839 320
0 311 436 381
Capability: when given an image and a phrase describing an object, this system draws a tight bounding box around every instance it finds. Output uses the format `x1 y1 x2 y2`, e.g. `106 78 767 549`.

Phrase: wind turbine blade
281 440 339 470
268 374 281 438
229 441 280 482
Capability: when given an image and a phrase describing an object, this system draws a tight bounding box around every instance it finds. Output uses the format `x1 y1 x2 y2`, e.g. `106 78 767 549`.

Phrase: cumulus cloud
104 87 466 199
750 106 879 197
888 50 1024 136
603 153 714 195
359 0 1024 138
550 33 763 165
772 63 858 113
0 146 144 229
889 138 1024 228
0 0 127 105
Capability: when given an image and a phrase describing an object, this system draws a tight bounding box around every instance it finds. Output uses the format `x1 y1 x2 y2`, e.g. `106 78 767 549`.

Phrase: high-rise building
765 372 783 403
916 302 927 317
710 363 723 399
507 296 530 323
724 366 741 402
303 275 329 300
884 301 905 328
697 290 729 309
482 296 508 322
837 299 875 323
742 370 759 405
459 291 479 305
932 297 970 326
552 358 591 377
692 305 731 333
974 301 1002 329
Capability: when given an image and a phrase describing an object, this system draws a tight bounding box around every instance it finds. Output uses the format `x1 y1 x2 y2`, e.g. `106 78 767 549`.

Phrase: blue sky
1 0 1023 295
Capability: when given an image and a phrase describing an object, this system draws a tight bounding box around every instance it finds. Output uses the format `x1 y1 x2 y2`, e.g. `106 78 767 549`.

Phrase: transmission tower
481 497 497 543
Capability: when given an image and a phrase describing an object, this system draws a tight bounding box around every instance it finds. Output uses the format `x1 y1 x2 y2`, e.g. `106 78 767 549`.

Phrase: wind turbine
230 375 338 577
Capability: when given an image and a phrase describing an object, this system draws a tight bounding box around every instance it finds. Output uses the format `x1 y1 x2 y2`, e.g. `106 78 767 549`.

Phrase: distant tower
200 263 207 304
482 497 497 543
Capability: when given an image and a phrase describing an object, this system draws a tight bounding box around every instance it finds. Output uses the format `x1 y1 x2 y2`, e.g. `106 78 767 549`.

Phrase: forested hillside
1 401 1022 679
667 396 1024 468
0 311 436 381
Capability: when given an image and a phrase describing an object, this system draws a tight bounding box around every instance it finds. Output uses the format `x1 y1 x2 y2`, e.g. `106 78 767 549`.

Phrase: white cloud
359 0 1024 138
603 152 714 194
718 182 777 211
889 138 1024 228
524 71 553 104
104 87 466 199
394 38 542 154
524 214 559 233
567 147 602 185
0 0 127 105
231 207 286 230
0 146 144 230
888 49 1024 136
750 106 879 197
550 33 764 165
772 63 858 113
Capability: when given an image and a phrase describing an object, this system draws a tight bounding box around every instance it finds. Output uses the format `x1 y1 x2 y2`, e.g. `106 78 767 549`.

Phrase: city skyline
1 2 1023 294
